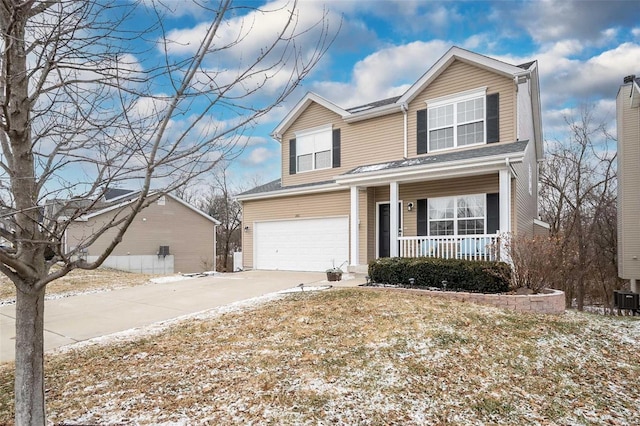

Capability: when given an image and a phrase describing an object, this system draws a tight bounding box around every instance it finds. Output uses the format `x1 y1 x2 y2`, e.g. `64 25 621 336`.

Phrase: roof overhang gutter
237 182 347 202
334 152 525 187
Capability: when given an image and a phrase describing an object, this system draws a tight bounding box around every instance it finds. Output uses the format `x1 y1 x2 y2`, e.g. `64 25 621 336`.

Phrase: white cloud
506 0 640 44
540 42 640 107
310 40 451 108
245 146 275 165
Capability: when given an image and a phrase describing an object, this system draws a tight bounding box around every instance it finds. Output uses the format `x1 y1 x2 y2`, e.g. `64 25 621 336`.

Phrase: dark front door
379 203 391 257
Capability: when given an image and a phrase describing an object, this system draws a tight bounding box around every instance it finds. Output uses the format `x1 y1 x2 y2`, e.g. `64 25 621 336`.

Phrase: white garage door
254 217 349 271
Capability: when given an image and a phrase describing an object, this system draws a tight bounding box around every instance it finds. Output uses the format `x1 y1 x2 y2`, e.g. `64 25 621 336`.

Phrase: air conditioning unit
614 290 639 311
158 245 170 257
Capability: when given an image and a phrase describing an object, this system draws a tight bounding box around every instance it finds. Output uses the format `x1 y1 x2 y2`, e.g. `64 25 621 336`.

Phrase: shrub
368 257 511 294
504 234 562 293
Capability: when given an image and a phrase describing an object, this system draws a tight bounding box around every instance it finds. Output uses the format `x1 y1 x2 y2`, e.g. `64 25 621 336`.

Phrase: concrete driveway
0 270 365 363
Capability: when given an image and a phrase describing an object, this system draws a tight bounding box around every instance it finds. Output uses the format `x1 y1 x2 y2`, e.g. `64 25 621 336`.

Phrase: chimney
624 75 636 84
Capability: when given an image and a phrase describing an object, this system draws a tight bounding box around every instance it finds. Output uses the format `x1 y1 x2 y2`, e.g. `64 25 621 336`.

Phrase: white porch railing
398 234 500 261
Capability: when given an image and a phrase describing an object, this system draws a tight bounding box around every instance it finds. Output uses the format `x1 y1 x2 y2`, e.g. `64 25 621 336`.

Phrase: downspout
513 75 519 141
401 103 408 158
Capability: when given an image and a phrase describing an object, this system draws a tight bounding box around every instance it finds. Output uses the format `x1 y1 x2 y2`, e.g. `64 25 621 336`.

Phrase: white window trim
295 124 333 173
425 87 488 153
428 193 487 236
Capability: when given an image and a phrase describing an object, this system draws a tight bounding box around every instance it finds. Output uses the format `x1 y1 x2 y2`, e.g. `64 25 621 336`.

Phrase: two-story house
238 47 545 272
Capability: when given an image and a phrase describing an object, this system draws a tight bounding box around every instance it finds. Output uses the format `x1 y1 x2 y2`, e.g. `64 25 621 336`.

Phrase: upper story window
417 88 499 154
296 127 332 172
289 125 341 175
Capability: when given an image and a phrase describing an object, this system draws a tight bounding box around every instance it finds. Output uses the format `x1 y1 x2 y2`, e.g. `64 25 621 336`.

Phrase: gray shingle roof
104 188 135 201
239 179 282 196
346 96 401 113
517 61 535 70
345 140 529 175
238 178 339 197
240 141 529 197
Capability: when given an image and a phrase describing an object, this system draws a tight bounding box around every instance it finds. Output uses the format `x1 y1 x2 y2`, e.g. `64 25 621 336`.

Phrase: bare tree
0 1 335 422
539 105 617 310
195 166 245 271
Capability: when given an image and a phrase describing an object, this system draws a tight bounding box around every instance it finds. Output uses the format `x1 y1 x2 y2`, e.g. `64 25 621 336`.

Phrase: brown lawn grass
0 288 638 425
0 267 155 303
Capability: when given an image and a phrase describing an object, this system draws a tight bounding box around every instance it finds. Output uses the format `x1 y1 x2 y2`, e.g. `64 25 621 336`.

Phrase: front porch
398 234 500 261
343 168 514 268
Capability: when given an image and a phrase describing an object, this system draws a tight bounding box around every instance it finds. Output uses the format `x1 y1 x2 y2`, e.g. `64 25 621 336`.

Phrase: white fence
86 255 174 274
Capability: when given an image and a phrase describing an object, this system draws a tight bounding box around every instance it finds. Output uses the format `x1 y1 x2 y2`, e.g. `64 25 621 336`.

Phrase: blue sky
140 0 640 190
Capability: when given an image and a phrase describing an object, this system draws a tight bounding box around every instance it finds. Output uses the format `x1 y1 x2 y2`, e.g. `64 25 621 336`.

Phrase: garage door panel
255 217 349 271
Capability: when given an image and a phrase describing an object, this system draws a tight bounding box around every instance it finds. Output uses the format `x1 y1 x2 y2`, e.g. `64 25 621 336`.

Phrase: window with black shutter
486 193 500 234
417 198 428 236
486 93 499 143
417 109 428 154
289 138 296 175
332 128 341 168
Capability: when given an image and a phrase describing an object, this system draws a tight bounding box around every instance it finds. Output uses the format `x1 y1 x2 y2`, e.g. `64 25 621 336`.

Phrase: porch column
390 181 399 257
499 169 512 262
350 186 359 267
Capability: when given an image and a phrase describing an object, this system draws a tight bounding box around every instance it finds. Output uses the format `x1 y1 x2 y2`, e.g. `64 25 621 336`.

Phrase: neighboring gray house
63 191 220 274
617 75 640 292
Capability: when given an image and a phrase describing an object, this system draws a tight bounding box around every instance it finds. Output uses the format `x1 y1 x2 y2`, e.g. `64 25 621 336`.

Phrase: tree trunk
14 285 47 425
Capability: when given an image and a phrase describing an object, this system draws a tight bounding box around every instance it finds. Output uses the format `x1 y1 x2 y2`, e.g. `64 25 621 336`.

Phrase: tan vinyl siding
617 84 640 278
512 142 538 236
242 190 350 269
66 197 215 273
281 103 404 188
281 59 517 190
407 59 516 157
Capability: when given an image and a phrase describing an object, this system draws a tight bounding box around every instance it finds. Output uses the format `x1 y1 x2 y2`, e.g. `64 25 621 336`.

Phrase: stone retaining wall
366 287 566 315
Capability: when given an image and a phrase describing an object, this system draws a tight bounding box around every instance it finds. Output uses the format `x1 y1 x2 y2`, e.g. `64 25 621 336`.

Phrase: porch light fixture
244 226 250 232
407 202 414 211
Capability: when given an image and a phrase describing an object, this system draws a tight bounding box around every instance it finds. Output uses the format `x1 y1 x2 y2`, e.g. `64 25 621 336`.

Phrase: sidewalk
0 270 365 363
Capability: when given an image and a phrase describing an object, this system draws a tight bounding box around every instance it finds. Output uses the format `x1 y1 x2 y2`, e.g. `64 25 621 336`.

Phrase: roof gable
398 46 530 105
82 192 220 225
272 92 349 139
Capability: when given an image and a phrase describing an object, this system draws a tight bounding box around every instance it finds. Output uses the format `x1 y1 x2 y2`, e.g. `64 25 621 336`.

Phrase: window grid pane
297 153 312 172
457 97 484 123
458 219 485 235
429 127 454 151
429 104 453 129
430 221 454 236
315 150 331 169
429 198 454 219
458 122 484 146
